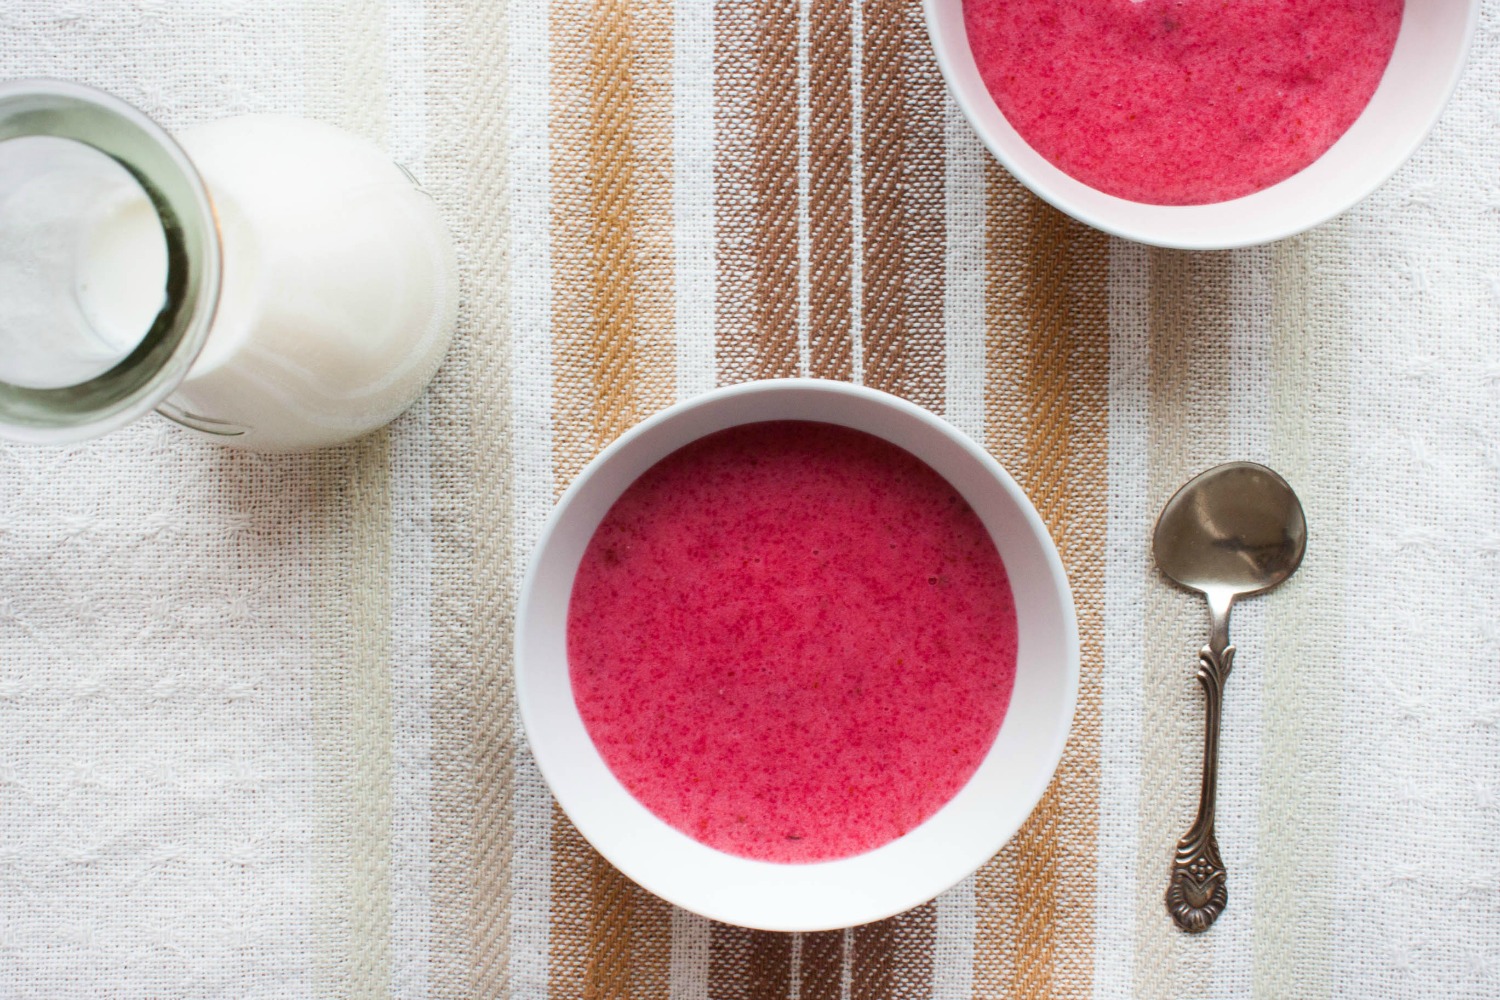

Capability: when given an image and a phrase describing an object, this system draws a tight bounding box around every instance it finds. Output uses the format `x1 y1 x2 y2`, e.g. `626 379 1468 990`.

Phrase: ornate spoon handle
1166 638 1234 933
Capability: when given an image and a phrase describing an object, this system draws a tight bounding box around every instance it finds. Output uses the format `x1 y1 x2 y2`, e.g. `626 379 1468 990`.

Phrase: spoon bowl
1154 462 1307 600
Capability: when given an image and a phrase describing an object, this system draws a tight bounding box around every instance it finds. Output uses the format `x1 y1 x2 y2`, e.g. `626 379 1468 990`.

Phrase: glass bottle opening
0 135 168 389
0 80 219 444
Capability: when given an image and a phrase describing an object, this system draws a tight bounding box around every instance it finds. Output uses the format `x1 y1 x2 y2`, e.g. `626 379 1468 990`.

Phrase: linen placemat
1 1 1498 997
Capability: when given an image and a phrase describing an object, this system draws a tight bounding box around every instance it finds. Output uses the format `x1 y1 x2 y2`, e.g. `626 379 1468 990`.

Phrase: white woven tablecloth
2 1 1499 998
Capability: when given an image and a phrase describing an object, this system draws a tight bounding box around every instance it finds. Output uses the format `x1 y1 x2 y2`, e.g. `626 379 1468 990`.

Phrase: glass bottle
0 79 457 450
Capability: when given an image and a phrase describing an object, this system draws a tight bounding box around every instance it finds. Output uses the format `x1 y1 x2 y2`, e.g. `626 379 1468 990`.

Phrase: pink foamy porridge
567 421 1018 863
965 0 1404 205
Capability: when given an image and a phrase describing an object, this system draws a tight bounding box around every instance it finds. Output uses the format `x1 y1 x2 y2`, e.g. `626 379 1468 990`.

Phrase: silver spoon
1153 462 1307 933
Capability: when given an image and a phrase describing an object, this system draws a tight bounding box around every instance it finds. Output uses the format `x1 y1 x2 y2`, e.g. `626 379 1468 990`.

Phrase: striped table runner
2 1 1499 997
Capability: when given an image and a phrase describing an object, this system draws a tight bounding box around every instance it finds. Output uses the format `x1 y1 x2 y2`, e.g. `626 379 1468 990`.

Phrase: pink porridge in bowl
568 421 1018 863
963 0 1405 205
516 380 1078 930
929 0 1476 247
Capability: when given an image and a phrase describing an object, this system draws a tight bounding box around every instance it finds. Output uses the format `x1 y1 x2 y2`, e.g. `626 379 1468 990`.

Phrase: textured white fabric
666 6 718 995
931 92 986 1000
672 0 717 403
506 0 556 995
390 399 435 1000
385 7 434 998
0 7 319 998
0 429 324 998
1327 18 1500 991
941 99 987 446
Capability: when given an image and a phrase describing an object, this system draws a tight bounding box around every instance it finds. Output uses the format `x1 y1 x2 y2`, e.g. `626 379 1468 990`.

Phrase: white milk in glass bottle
0 82 456 450
162 116 457 449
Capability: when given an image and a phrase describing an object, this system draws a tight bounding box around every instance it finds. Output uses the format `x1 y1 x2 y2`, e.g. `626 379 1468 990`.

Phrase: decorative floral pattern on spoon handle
1166 642 1234 933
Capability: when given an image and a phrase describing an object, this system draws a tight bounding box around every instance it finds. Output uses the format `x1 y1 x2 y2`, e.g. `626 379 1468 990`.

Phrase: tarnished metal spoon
1153 462 1307 933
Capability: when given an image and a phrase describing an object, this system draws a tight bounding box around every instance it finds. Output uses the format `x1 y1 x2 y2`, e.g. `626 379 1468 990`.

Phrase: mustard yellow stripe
977 164 1108 1000
547 0 676 995
973 166 1031 1000
549 0 677 485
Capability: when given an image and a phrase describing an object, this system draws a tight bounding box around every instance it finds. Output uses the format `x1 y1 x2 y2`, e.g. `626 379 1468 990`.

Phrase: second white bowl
925 0 1479 249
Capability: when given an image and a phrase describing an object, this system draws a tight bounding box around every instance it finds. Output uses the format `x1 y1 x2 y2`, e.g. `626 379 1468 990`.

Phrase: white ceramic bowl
516 380 1078 931
925 0 1480 250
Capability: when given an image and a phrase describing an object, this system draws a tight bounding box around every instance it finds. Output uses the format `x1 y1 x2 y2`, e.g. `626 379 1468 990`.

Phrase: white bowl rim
924 0 1483 250
515 379 1080 931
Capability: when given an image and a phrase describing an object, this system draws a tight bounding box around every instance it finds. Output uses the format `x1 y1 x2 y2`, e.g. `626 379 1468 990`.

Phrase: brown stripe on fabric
976 164 1108 999
550 816 674 999
807 0 855 380
548 0 676 996
814 0 953 982
709 3 834 991
708 925 795 1000
800 930 845 1000
1135 249 1232 1000
714 0 800 383
792 5 950 992
710 1 951 990
858 0 946 410
852 901 938 999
